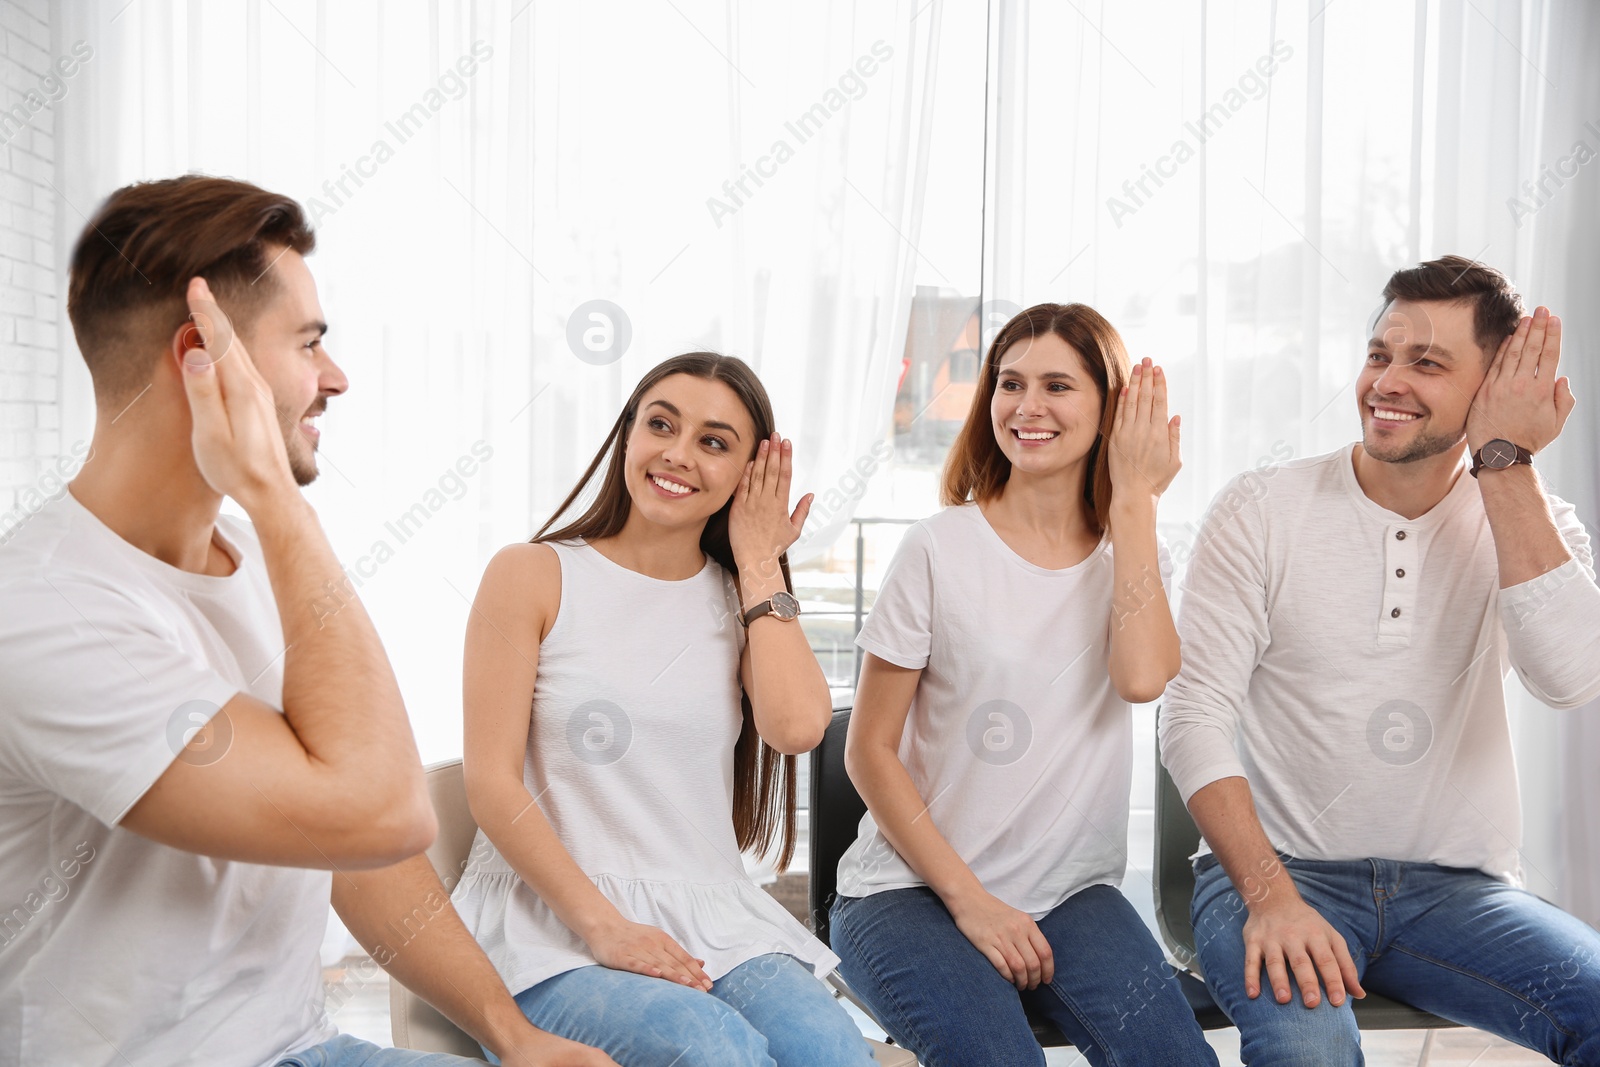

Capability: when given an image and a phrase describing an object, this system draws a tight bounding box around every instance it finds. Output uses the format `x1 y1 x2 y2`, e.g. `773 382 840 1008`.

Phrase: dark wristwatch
741 590 801 627
1470 439 1533 478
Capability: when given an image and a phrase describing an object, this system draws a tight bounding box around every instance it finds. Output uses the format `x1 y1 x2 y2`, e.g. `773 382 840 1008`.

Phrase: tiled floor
324 956 1550 1065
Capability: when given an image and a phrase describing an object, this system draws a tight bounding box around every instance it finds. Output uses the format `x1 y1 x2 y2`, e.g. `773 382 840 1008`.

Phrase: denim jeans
496 952 875 1067
830 884 1218 1067
275 1033 477 1065
1192 853 1600 1066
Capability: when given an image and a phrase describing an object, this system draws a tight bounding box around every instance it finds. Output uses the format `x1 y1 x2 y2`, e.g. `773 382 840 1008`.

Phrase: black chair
809 707 1226 1053
1152 708 1457 1064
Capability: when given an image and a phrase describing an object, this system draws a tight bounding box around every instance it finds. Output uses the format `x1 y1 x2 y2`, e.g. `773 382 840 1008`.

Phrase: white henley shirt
1160 446 1600 884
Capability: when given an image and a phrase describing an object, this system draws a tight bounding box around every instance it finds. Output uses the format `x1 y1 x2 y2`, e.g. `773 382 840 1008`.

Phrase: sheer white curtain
52 0 941 762
983 0 1600 921
1516 0 1600 928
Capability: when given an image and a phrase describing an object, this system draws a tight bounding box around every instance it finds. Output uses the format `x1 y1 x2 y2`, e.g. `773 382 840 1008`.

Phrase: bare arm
1104 359 1181 702
1106 495 1179 701
122 278 432 869
1187 777 1364 1008
845 652 1054 989
462 543 711 990
332 855 618 1066
731 433 831 754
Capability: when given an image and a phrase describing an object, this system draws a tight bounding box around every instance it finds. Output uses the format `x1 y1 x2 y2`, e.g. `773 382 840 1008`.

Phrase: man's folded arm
0 568 434 871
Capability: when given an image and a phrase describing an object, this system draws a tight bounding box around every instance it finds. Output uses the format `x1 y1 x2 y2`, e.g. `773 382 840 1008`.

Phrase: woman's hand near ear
728 431 813 584
1106 357 1182 504
1105 357 1182 701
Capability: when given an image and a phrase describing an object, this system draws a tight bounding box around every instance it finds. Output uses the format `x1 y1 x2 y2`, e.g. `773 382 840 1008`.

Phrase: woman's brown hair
535 352 800 869
940 302 1132 532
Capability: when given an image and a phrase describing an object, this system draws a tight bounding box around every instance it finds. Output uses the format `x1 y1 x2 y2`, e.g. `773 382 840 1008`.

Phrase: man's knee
1234 1000 1362 1067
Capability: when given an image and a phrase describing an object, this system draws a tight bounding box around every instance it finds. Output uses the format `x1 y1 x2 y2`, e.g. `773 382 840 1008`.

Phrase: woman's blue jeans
275 1034 476 1065
1191 853 1600 1065
830 883 1218 1066
498 952 875 1066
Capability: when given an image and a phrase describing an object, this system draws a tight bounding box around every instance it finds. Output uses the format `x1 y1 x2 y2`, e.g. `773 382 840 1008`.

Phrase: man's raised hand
180 277 297 511
1467 306 1576 457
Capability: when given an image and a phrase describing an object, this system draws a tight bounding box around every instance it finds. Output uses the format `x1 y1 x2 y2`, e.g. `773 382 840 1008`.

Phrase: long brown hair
940 302 1131 532
535 352 799 869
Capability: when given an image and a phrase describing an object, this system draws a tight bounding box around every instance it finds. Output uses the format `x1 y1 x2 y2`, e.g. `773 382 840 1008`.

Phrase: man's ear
169 320 206 373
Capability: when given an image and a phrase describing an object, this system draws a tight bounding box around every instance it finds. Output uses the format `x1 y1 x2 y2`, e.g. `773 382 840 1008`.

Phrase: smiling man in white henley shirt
1160 255 1600 1065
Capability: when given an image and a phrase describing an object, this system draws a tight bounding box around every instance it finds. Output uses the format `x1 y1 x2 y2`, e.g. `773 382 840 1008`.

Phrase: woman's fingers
745 440 768 498
776 436 793 499
1031 927 1055 986
665 938 712 989
789 492 814 535
1136 359 1156 423
1017 938 1043 989
980 942 1014 985
763 431 782 496
741 460 754 496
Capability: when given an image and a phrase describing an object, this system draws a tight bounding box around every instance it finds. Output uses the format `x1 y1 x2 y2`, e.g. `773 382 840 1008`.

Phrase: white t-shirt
0 492 334 1067
1161 446 1600 883
836 503 1172 919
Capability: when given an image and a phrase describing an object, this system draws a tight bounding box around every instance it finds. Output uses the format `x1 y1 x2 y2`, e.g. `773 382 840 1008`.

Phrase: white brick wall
0 0 59 511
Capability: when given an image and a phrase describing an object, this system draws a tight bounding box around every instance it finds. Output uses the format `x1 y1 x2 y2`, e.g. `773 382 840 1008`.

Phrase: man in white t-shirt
1161 255 1600 1065
0 176 615 1067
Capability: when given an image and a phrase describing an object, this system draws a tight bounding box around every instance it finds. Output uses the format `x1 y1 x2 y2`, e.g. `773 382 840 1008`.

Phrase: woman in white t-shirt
830 304 1218 1065
451 353 874 1066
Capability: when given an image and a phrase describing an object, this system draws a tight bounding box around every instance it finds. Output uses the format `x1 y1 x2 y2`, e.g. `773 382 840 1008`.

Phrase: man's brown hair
1379 255 1524 360
67 174 315 399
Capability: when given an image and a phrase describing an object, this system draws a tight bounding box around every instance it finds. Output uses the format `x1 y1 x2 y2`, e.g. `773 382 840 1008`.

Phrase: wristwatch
1469 439 1533 478
741 590 801 627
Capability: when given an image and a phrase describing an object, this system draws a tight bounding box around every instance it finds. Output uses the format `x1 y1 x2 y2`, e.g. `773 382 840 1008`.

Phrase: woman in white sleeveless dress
451 353 875 1066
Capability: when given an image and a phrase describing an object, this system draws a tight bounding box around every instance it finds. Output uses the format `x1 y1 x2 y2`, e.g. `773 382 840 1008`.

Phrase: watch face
770 591 801 620
1483 438 1518 469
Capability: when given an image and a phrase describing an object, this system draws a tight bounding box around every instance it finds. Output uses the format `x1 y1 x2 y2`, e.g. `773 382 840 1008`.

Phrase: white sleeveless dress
451 539 839 994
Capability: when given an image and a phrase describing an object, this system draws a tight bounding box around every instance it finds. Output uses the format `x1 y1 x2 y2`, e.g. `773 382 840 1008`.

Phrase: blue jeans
275 1033 476 1065
1192 853 1600 1065
497 952 875 1066
830 884 1219 1066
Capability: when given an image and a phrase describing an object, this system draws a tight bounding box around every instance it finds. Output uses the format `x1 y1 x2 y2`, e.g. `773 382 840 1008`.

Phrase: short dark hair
1379 255 1524 360
67 174 315 398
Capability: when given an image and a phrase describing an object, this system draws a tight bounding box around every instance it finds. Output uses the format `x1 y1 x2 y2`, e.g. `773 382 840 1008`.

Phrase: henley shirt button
1391 607 1402 618
1396 568 1405 578
1396 531 1407 540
